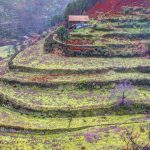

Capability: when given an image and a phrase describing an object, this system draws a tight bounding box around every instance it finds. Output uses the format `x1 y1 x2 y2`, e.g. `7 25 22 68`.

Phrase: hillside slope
0 0 73 39
0 1 150 149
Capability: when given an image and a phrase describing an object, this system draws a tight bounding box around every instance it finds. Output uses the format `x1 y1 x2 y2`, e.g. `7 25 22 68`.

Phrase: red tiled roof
68 15 90 22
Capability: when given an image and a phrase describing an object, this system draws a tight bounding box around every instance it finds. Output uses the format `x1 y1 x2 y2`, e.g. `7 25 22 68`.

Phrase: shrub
56 26 69 44
44 38 55 53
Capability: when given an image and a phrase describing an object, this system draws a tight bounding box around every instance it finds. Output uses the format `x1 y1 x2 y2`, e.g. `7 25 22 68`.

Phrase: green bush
56 26 69 44
44 38 54 53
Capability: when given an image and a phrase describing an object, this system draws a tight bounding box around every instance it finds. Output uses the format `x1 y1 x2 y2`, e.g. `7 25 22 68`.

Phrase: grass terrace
0 83 149 115
68 16 150 51
0 122 149 149
11 41 150 72
0 105 148 130
1 71 150 87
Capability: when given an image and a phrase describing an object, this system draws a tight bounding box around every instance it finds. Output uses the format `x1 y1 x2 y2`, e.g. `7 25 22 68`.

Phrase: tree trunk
122 91 126 105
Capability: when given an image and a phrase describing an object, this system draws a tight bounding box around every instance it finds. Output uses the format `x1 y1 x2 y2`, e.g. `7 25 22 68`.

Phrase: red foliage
30 74 72 83
67 39 94 45
66 39 94 51
69 46 90 51
31 76 49 83
88 0 150 18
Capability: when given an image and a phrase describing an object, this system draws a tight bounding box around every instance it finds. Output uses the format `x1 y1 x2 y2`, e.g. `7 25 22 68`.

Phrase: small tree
56 26 69 45
111 80 137 106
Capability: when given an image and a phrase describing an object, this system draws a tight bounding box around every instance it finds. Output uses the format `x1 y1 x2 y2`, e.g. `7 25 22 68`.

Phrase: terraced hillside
63 12 150 57
0 7 150 150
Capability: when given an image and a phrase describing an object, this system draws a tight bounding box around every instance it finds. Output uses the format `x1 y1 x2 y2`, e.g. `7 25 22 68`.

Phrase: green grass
12 41 150 71
0 122 149 150
0 104 149 131
0 83 149 112
1 71 150 85
0 45 15 58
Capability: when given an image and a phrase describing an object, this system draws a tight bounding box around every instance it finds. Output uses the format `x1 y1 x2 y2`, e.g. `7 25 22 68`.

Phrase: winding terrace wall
53 34 103 52
8 34 48 70
0 91 149 118
1 77 150 90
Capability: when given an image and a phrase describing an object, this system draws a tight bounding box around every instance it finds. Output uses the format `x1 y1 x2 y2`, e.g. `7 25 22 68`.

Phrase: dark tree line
64 0 105 19
51 0 105 26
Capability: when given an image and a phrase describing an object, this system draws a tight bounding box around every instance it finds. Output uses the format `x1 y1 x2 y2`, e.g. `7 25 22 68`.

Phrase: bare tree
111 80 137 106
121 128 150 150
